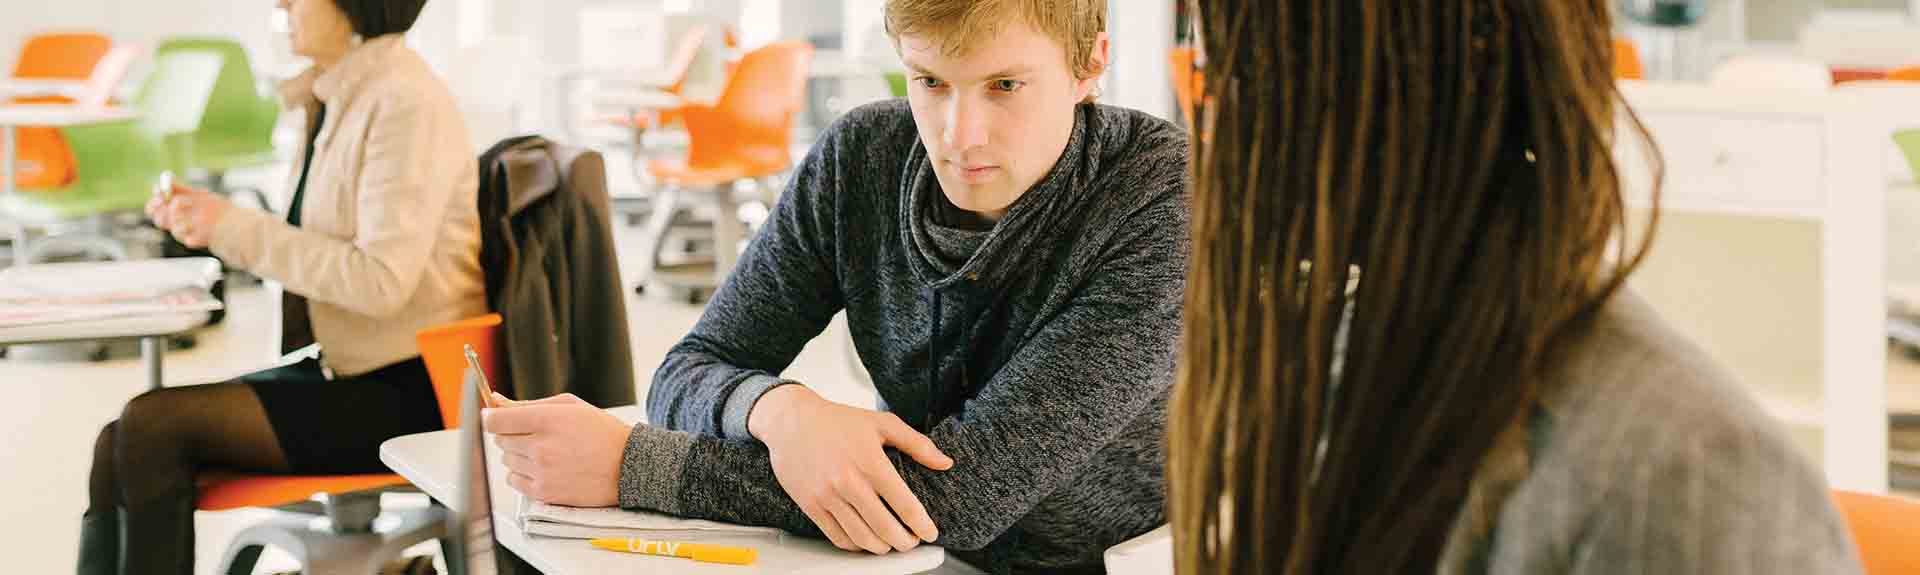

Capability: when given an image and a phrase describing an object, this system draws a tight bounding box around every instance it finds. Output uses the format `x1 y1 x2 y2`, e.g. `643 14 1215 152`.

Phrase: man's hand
749 384 954 555
146 183 229 248
485 393 632 507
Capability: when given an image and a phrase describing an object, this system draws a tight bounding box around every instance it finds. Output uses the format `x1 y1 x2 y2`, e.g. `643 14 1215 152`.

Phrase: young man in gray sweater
485 0 1189 572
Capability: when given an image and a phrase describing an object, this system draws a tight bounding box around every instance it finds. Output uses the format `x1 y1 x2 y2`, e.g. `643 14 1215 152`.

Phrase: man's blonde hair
884 0 1106 81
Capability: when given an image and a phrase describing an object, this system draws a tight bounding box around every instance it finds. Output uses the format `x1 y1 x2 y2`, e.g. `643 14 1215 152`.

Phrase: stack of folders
518 497 784 542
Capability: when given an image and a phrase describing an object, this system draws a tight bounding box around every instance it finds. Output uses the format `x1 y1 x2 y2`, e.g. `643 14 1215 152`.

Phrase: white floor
0 212 874 573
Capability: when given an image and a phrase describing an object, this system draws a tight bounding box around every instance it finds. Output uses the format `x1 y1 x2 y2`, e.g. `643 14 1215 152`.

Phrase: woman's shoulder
1484 290 1860 572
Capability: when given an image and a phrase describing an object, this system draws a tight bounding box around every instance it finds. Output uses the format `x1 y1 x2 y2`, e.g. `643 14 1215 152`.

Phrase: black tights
88 381 290 515
86 381 290 575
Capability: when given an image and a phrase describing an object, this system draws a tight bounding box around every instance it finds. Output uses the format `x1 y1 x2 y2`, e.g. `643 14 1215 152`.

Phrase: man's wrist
747 383 812 442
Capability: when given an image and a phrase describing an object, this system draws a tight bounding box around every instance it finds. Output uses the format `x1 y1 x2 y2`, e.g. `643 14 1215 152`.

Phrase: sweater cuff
617 425 695 514
207 203 271 270
720 374 798 441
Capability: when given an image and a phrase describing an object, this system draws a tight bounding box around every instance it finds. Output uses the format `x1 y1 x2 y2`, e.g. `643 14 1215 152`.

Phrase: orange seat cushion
195 472 411 511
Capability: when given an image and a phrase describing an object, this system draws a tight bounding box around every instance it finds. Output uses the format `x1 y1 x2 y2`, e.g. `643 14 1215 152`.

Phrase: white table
0 257 220 389
0 103 138 266
380 405 948 575
0 78 91 101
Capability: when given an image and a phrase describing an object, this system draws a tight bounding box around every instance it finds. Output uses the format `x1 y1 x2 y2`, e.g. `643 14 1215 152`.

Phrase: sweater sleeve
617 200 1187 551
642 124 845 440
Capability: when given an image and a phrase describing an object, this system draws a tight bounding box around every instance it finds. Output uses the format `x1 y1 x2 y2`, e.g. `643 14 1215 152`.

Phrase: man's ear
1076 31 1110 101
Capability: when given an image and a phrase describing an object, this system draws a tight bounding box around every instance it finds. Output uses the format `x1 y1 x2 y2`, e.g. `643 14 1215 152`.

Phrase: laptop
445 347 505 575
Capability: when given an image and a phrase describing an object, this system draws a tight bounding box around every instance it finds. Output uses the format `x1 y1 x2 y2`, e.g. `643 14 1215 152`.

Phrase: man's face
898 21 1104 221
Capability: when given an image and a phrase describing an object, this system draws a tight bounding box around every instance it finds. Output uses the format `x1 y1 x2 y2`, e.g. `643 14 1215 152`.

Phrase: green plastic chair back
4 117 164 222
135 50 222 172
1895 129 1920 183
148 36 279 173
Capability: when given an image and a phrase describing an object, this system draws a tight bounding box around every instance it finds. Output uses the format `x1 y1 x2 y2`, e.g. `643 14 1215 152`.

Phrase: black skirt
244 357 444 473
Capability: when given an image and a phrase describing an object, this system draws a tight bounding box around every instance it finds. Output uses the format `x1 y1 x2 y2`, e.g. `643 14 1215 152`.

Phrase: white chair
1708 54 1832 94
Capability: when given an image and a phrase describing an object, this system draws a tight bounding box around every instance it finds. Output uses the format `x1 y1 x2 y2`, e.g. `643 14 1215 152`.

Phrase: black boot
118 487 196 575
76 510 119 575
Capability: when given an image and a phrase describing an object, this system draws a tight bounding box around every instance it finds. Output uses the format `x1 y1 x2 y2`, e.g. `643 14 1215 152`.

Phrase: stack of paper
518 497 783 542
0 260 223 327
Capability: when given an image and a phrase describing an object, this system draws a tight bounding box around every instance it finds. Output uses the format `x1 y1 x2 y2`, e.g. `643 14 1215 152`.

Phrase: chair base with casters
198 473 449 575
634 176 779 301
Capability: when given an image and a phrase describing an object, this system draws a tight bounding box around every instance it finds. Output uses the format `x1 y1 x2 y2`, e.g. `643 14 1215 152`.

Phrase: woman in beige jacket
77 1 485 573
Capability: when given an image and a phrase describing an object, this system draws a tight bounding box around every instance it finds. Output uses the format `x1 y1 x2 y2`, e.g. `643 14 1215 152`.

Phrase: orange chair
8 32 116 189
202 314 504 574
1614 37 1645 80
638 41 813 295
1887 66 1920 83
11 32 112 81
1833 490 1920 575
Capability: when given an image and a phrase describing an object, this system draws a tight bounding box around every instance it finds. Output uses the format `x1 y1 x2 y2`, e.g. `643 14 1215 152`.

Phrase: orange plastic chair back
1887 66 1920 83
8 33 117 189
1833 490 1920 574
415 313 507 430
12 32 111 80
8 127 74 189
679 41 813 178
1614 37 1645 80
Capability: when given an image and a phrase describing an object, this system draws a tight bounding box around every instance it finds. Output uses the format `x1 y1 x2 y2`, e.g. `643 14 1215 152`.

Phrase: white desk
380 405 948 575
0 79 91 101
0 103 138 266
0 257 219 389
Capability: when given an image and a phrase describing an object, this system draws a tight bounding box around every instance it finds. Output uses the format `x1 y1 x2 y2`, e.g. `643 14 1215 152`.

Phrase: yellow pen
588 537 758 565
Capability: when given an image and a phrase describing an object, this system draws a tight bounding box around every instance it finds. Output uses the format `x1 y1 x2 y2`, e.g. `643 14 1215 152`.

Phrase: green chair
150 37 279 207
0 50 219 262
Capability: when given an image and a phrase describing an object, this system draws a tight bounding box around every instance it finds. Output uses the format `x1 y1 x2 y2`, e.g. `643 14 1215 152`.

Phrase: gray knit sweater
1439 292 1864 574
620 100 1190 573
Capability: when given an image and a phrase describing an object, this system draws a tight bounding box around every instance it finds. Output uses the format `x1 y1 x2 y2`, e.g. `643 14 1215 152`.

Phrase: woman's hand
146 184 231 249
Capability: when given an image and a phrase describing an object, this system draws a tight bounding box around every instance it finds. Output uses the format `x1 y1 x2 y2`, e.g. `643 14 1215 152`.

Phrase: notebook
518 497 783 542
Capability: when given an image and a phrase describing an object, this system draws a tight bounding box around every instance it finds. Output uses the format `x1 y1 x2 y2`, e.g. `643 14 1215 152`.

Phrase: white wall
1106 0 1175 120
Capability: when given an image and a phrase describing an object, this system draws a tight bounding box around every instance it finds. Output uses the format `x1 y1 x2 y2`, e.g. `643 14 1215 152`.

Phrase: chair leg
712 183 743 288
637 185 683 294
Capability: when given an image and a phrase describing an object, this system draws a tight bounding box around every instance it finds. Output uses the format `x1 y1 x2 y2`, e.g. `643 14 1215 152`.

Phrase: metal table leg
141 335 163 390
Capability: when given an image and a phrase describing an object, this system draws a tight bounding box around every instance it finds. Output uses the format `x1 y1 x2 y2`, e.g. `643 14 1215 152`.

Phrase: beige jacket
210 35 486 377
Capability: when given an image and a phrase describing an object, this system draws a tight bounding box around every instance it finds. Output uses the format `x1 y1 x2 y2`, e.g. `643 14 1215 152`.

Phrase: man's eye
992 79 1025 92
918 77 946 89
